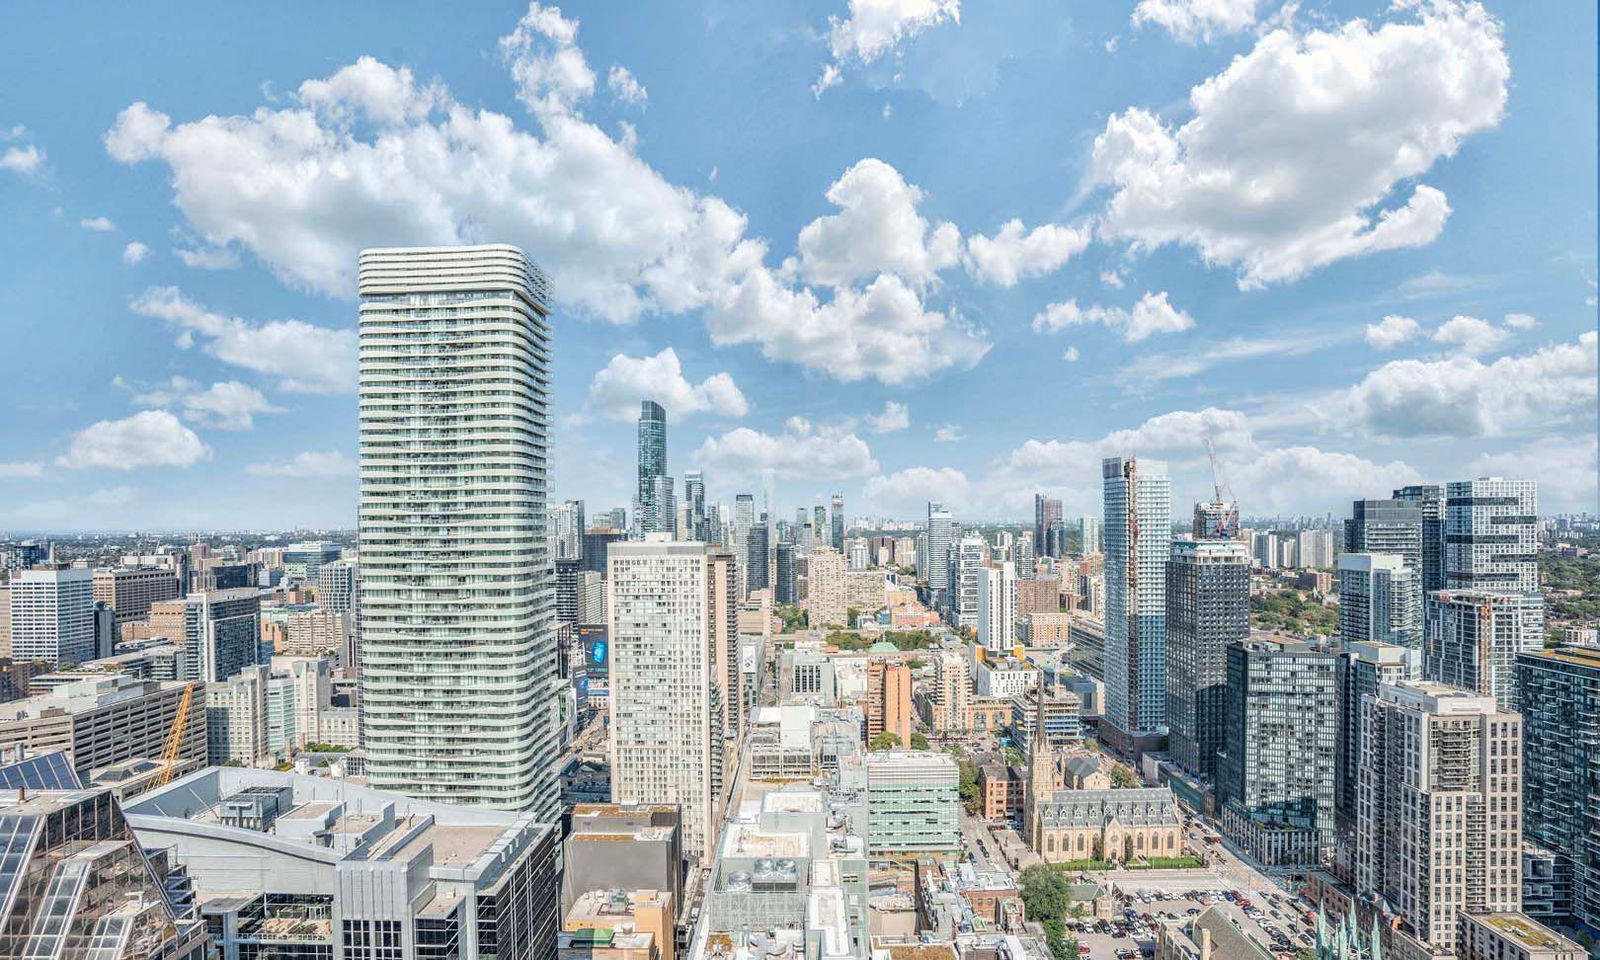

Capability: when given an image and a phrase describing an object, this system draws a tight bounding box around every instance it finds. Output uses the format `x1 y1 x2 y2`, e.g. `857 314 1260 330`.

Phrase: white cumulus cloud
0 144 43 175
1032 290 1194 342
863 466 969 515
965 219 1091 287
695 422 877 482
864 401 910 434
1093 0 1508 287
1364 315 1421 349
130 286 356 394
795 158 960 289
122 241 150 264
104 14 985 387
80 216 116 232
587 348 748 422
1132 0 1261 43
1342 332 1597 438
58 410 210 470
607 65 647 105
1431 314 1509 356
816 0 961 95
130 376 283 431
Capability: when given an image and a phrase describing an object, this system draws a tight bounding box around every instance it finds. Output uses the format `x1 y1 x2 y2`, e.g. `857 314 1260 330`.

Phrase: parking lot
1061 882 1319 959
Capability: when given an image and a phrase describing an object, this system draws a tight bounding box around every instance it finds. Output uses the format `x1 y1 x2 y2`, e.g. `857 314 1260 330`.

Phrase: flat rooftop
1468 913 1582 950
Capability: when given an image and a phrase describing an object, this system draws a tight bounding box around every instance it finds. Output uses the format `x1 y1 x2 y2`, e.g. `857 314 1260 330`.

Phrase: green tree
869 731 902 751
1019 866 1071 924
956 755 980 814
846 606 860 628
1109 764 1139 788
909 732 930 750
1004 746 1026 767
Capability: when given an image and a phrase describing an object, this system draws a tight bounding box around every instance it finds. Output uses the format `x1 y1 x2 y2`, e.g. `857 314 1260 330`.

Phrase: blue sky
0 0 1594 531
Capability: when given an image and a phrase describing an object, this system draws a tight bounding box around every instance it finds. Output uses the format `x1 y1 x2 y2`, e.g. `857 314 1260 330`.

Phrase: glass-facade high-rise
1165 538 1249 780
1517 647 1600 931
1102 456 1171 748
357 244 559 818
1444 477 1538 592
830 493 845 551
1392 484 1445 594
1344 499 1422 572
636 400 670 535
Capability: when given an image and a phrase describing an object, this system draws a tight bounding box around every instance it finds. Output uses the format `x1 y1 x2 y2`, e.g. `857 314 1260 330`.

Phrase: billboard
578 624 609 705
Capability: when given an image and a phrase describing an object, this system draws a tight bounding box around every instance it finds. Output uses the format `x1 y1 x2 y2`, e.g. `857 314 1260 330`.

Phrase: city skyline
0 1 1594 532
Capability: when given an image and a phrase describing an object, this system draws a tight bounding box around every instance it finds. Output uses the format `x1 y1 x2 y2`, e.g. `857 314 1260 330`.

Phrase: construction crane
153 684 195 789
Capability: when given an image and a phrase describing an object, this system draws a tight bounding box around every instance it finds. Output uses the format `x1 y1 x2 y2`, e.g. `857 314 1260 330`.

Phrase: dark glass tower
636 400 669 534
1392 484 1444 594
1165 537 1250 780
1343 499 1422 572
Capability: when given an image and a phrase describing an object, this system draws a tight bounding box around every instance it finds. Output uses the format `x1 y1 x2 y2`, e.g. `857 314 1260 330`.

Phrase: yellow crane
153 683 195 789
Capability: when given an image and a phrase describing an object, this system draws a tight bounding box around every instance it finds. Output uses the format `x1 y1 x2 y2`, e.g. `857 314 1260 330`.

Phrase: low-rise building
977 763 1022 821
563 889 675 960
125 767 560 960
0 785 210 959
0 673 204 776
865 751 960 855
1457 913 1582 960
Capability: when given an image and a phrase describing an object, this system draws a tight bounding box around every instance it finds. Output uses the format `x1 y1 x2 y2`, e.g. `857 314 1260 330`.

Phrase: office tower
1393 484 1445 594
951 537 986 631
774 542 796 604
1014 537 1035 579
925 503 956 606
1080 516 1102 556
92 566 180 627
1249 531 1279 570
8 567 95 666
206 663 271 765
607 537 735 862
636 400 669 535
357 244 558 817
1102 456 1172 751
684 470 706 541
149 589 265 683
0 674 206 775
555 557 583 627
866 659 913 745
1356 683 1522 955
316 559 359 614
579 571 605 624
829 492 845 550
580 528 626 577
1192 499 1239 541
1165 538 1250 780
1337 553 1422 648
846 540 868 571
734 493 755 585
1295 529 1337 569
803 546 847 628
864 751 961 854
1 539 48 573
1425 590 1544 709
1034 495 1063 558
1216 637 1338 865
126 769 559 960
282 541 343 581
1445 478 1538 592
1345 498 1422 572
553 499 585 561
1332 640 1417 836
1517 647 1600 930
744 523 770 594
928 649 973 735
977 561 1018 650
0 785 211 959
642 475 676 539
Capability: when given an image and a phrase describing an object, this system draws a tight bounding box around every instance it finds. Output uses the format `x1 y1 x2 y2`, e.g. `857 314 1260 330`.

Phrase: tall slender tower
1102 456 1171 754
357 244 559 818
635 400 670 536
830 492 845 550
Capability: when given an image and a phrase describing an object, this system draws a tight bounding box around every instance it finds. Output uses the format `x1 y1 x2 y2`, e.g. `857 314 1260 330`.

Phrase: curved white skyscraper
357 245 559 818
